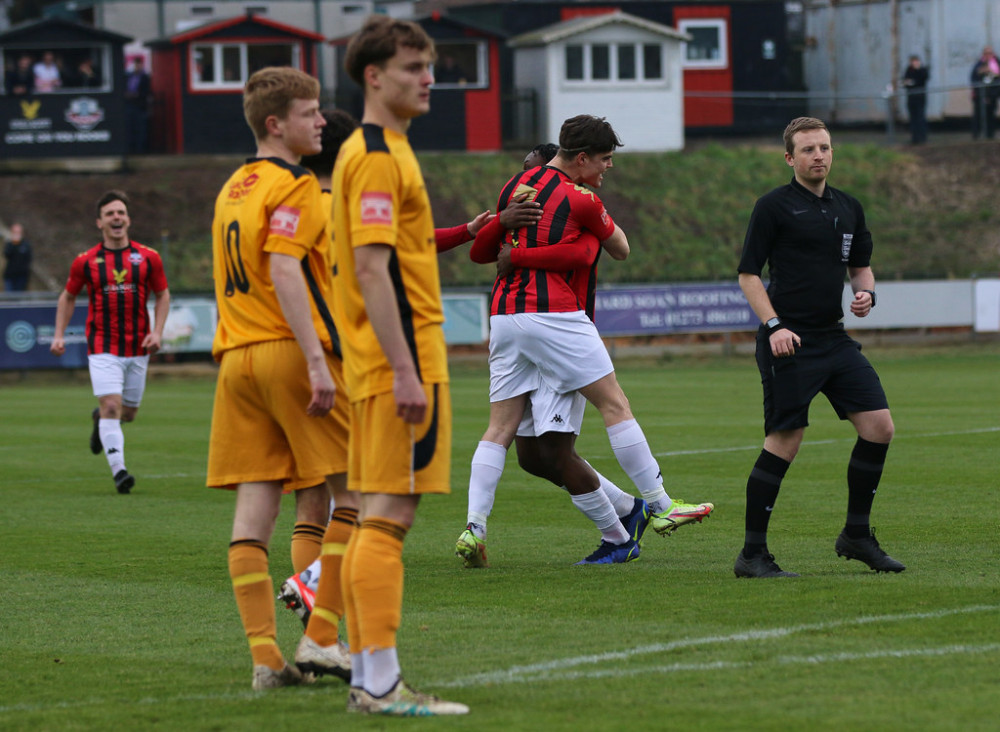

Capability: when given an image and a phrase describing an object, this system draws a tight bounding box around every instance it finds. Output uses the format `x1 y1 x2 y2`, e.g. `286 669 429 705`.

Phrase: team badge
129 252 144 265
360 192 393 225
841 233 853 263
65 97 105 131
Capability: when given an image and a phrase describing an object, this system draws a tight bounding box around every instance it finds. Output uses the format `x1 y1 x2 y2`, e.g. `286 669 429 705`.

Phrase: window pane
193 45 215 83
643 44 662 79
687 27 720 61
247 44 294 75
618 45 635 80
566 45 583 80
222 45 241 82
591 44 609 80
433 41 481 86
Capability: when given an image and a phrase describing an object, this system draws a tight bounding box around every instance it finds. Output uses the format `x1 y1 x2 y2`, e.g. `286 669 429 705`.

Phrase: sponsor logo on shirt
361 192 393 225
270 205 301 238
113 268 128 284
227 173 259 200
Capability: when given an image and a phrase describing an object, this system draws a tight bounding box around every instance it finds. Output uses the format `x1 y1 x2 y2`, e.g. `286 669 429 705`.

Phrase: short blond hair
243 67 320 142
783 116 829 155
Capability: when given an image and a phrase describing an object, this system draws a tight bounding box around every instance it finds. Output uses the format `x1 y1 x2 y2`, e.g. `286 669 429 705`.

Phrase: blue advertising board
594 283 756 336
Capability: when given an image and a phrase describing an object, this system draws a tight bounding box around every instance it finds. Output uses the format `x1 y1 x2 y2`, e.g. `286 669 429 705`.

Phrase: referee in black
734 116 905 578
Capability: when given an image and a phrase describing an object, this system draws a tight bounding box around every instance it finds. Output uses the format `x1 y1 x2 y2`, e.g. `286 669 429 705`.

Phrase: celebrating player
50 190 170 495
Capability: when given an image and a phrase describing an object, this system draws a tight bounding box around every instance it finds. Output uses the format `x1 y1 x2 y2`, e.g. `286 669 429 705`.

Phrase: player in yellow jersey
331 16 468 716
206 66 342 691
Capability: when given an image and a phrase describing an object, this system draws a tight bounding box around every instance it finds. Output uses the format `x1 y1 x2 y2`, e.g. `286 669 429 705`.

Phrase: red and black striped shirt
65 241 168 356
487 166 615 316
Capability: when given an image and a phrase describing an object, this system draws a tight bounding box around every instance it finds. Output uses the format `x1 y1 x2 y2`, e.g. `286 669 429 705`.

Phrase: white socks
571 490 629 544
467 441 507 540
99 418 125 474
606 419 670 513
364 647 401 697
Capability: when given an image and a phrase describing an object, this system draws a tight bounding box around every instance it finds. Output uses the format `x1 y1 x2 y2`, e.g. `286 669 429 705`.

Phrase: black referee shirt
738 177 873 329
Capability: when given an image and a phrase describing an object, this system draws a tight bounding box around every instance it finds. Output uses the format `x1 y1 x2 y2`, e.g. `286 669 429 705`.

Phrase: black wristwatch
862 289 877 307
765 316 783 335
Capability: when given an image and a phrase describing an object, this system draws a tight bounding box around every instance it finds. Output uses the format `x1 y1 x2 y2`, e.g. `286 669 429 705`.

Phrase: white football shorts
488 311 614 402
517 383 586 437
88 353 150 406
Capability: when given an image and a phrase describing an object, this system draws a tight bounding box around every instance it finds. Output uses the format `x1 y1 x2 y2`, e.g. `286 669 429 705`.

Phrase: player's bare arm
601 225 629 260
270 253 335 416
141 287 171 354
738 271 801 357
50 289 76 356
354 242 426 424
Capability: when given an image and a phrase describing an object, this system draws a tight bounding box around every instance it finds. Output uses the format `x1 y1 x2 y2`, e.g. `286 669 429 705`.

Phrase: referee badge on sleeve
841 233 853 263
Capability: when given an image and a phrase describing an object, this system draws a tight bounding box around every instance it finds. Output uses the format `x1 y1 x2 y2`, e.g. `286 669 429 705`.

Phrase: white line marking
433 604 1000 688
467 644 1000 684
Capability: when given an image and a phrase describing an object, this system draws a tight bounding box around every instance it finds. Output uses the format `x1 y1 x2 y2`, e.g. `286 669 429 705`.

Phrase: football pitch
1 345 998 731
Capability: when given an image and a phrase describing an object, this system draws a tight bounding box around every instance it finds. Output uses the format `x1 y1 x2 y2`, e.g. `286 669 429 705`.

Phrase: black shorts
755 326 889 435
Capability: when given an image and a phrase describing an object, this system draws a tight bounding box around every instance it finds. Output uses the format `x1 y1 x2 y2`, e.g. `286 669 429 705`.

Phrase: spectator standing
5 54 34 95
3 223 32 292
901 55 929 145
32 51 61 92
124 57 151 153
970 46 999 139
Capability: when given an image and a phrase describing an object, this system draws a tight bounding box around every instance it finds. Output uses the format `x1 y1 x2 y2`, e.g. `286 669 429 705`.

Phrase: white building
509 11 689 152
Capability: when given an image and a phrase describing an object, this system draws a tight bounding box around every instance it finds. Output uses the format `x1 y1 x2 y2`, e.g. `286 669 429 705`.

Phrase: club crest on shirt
360 192 393 225
841 233 853 263
129 252 144 265
512 183 538 202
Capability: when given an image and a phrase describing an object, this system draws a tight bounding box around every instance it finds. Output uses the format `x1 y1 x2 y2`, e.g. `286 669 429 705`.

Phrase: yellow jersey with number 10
211 157 336 359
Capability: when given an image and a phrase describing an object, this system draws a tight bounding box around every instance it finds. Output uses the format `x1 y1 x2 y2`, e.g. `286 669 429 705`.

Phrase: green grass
1 347 998 730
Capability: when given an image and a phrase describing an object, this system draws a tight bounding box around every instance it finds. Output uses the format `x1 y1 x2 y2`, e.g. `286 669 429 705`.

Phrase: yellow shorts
347 382 451 495
207 339 350 490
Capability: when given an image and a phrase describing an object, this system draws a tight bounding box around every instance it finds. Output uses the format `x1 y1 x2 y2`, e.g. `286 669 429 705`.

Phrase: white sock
571 490 630 544
301 558 322 593
586 461 636 517
99 418 126 474
467 441 507 540
350 652 365 689
606 420 670 512
365 647 401 697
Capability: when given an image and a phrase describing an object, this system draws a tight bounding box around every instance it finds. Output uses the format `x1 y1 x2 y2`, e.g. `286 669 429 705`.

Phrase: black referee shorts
754 326 889 435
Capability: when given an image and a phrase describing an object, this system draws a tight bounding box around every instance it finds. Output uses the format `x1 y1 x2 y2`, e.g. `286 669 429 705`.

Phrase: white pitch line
460 643 1000 685
434 604 1000 688
1 606 996 715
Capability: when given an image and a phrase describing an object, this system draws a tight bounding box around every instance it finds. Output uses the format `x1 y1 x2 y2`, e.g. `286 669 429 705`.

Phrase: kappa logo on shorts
360 192 393 225
551 414 564 424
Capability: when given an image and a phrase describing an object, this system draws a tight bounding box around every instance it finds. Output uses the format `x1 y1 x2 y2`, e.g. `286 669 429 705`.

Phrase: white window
432 40 488 89
563 41 665 83
678 19 728 69
190 43 299 90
